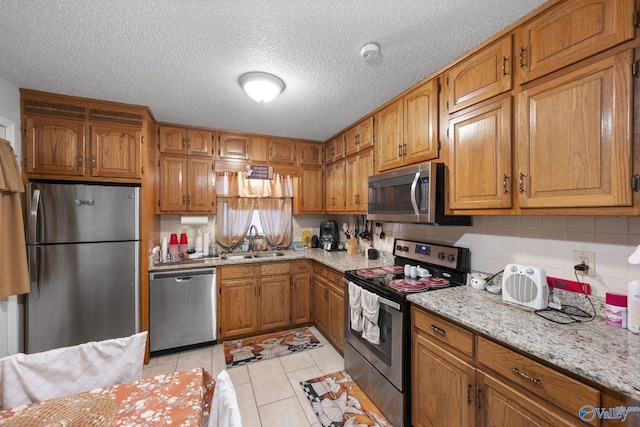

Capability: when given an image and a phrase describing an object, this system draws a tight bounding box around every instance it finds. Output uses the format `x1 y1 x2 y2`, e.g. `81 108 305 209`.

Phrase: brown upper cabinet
297 141 323 166
325 133 345 164
345 116 373 157
376 78 439 172
217 132 250 160
159 125 214 157
515 0 635 84
268 137 296 164
516 49 634 209
445 36 513 113
158 155 214 213
21 90 145 182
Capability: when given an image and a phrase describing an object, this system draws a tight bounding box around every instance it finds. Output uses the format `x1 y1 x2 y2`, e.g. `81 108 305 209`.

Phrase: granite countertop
407 286 640 402
149 247 390 273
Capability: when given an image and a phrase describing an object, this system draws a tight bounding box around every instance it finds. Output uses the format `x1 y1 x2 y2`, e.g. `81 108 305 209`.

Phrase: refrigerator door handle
28 246 42 300
29 188 41 245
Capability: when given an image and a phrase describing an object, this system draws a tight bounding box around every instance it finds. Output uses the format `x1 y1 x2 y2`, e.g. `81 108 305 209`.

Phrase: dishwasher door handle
175 277 193 282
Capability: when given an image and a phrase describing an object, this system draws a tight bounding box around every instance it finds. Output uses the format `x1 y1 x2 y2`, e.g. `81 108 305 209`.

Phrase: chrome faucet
248 225 259 252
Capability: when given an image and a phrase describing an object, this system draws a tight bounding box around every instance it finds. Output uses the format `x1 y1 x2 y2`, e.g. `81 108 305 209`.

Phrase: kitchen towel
348 282 363 332
180 215 209 225
360 289 380 344
0 138 29 299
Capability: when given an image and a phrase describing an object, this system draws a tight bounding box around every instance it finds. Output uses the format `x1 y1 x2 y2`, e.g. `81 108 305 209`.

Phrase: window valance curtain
215 171 293 250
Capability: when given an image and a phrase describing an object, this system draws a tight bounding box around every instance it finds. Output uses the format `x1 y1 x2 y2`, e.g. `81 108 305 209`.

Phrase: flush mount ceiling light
239 72 285 103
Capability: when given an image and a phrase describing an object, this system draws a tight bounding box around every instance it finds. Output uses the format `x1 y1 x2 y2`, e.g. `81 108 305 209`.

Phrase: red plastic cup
180 233 188 244
170 233 178 245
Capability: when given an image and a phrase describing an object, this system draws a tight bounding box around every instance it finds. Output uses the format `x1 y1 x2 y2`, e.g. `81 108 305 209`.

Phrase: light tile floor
142 326 343 427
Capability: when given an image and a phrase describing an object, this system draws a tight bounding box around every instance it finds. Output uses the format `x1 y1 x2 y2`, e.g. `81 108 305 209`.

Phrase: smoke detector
360 43 380 60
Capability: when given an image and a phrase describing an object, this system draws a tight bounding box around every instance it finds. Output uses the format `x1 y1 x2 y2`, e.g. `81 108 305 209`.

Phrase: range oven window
350 306 393 366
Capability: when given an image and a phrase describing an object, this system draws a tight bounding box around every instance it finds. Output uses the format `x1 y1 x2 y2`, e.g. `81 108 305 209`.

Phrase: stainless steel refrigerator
25 182 140 354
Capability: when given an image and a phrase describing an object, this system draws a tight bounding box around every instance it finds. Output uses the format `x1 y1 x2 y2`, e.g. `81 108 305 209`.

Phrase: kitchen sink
220 251 285 260
251 251 285 258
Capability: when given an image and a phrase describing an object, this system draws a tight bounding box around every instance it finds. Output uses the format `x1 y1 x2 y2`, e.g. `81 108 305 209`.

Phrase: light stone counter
149 247 391 272
407 286 640 402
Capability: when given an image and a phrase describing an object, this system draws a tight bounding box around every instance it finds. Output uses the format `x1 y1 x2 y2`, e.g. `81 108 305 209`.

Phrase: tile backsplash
374 216 640 298
160 214 640 297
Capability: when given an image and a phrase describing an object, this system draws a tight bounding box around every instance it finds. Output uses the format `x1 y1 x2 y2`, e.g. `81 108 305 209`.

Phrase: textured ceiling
0 0 547 141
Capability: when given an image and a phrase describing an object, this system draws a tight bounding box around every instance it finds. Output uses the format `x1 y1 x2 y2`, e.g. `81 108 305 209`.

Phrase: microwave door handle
29 188 41 244
410 172 420 215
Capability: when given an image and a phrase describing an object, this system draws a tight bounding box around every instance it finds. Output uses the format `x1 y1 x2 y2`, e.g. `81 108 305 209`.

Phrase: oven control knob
447 254 456 262
437 252 445 260
396 245 402 251
402 246 409 252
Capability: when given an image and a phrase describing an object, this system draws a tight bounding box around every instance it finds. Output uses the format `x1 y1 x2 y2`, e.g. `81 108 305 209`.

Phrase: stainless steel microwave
367 162 471 225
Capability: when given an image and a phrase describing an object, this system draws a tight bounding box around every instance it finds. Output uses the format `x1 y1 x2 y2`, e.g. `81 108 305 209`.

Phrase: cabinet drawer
477 336 599 421
327 268 342 286
313 262 327 278
411 307 474 357
220 265 256 280
291 261 312 274
261 262 290 276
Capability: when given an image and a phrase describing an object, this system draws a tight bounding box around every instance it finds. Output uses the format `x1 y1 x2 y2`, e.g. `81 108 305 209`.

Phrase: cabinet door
357 116 374 151
325 160 345 212
477 372 577 427
291 272 312 325
90 125 141 180
25 116 86 176
313 276 329 332
299 166 324 213
260 275 290 331
517 50 633 209
328 282 344 353
268 138 296 164
345 125 358 157
159 126 187 154
376 100 404 172
218 133 250 160
219 278 258 339
159 155 187 212
404 79 440 164
446 36 512 113
250 136 269 163
298 141 323 166
516 0 635 83
357 148 374 211
345 155 359 212
187 158 213 212
412 332 476 427
187 129 214 157
448 97 512 210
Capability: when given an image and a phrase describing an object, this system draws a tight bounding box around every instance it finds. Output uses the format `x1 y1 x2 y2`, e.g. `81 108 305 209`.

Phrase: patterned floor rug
223 327 322 368
300 370 393 427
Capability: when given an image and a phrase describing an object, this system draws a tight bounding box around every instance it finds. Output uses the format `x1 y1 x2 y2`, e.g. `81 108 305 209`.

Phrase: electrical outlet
572 250 595 277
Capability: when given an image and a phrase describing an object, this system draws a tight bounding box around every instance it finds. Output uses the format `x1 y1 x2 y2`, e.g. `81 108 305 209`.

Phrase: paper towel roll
180 215 209 225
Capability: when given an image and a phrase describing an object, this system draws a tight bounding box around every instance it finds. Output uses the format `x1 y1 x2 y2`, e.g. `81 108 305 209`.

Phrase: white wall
372 216 640 298
0 74 22 357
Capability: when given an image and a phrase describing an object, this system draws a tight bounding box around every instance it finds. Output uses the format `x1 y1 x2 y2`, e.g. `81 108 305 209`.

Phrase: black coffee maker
319 220 339 251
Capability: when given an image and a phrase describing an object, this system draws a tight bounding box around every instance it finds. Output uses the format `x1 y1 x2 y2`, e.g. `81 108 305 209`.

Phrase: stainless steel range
343 238 470 427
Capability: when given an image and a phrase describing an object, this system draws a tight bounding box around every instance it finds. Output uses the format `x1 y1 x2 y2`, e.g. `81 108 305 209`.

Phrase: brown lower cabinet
312 262 344 354
410 306 628 427
217 261 312 340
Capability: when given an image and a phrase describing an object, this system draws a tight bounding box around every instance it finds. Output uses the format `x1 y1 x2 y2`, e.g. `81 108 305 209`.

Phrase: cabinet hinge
219 287 222 294
157 128 160 135
437 82 442 93
633 61 640 78
446 128 450 137
634 10 640 28
157 159 160 167
22 122 27 133
140 136 144 144
437 140 441 150
23 158 27 167
446 76 449 86
157 143 160 151
157 200 160 207
446 100 449 110
632 175 640 192
140 166 144 175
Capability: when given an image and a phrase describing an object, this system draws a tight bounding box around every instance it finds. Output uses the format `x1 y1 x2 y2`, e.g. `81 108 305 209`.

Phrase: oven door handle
343 278 401 311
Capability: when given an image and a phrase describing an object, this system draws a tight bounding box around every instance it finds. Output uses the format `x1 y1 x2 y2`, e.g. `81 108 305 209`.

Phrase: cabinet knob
519 46 526 68
503 174 508 194
77 155 83 166
502 56 508 76
91 155 96 167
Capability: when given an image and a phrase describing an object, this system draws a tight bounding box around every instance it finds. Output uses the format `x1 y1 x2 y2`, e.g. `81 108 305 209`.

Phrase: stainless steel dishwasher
150 268 216 353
